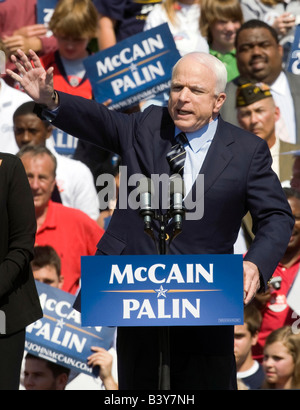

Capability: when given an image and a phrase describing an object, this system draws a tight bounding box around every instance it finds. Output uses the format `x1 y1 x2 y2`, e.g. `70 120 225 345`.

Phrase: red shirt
1 0 57 85
40 51 93 99
252 259 300 361
35 201 104 294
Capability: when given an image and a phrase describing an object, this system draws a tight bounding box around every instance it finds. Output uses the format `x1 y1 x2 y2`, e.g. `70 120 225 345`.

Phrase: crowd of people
1 0 300 390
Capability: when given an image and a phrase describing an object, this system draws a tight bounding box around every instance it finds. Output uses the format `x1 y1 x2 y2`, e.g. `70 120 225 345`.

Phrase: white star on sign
130 62 138 72
56 318 65 328
155 285 168 298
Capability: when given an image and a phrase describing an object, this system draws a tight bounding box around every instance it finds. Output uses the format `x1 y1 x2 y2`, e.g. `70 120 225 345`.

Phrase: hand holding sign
2 25 48 56
87 347 118 390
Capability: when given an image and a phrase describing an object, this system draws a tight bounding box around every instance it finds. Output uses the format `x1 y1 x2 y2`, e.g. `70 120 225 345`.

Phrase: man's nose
21 131 31 143
178 87 190 102
251 44 264 55
30 176 40 190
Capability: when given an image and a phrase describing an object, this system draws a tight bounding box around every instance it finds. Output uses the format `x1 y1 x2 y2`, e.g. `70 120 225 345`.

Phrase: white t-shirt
46 137 100 220
0 78 32 154
144 2 209 56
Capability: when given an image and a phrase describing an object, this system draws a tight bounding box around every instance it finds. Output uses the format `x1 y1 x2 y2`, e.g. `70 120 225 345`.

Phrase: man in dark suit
221 19 300 145
7 49 294 390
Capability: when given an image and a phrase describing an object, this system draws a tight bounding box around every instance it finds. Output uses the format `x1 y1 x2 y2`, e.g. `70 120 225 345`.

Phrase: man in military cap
236 81 300 184
236 81 300 249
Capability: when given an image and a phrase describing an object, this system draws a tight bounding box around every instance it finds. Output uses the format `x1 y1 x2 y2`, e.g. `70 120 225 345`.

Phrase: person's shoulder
145 3 165 21
139 105 172 125
224 77 239 93
219 116 266 146
219 116 257 136
56 153 92 174
0 152 22 167
285 70 300 86
0 153 27 180
0 152 18 160
40 51 56 68
52 201 101 228
0 78 32 102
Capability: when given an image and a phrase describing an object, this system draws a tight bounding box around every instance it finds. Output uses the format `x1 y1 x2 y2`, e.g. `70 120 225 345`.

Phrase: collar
278 256 300 269
270 71 288 96
269 136 280 157
237 360 260 379
37 200 57 233
210 48 236 58
175 116 218 153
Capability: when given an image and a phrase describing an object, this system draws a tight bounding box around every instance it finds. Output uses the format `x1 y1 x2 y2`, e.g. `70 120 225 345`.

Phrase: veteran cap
236 81 272 107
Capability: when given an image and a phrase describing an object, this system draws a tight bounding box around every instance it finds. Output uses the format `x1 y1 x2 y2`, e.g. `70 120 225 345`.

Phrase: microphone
138 177 155 234
169 174 185 236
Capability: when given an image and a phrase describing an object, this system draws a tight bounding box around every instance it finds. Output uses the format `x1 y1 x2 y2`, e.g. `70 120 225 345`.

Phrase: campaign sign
37 0 58 25
83 23 181 110
287 25 300 74
36 0 58 40
25 281 116 376
52 127 78 156
81 254 244 327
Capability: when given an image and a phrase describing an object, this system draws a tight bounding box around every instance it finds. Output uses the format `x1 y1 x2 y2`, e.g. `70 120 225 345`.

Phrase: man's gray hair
172 52 228 95
17 145 57 177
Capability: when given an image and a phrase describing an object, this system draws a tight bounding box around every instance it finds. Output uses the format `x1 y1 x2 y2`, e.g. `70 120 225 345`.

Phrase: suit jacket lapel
155 109 175 176
182 117 234 211
196 117 234 195
156 115 234 209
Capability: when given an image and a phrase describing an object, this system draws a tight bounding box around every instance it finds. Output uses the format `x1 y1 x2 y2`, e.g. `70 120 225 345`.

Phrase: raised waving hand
6 49 58 109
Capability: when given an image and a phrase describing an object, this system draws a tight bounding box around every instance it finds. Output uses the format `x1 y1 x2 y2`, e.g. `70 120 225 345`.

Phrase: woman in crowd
262 326 300 389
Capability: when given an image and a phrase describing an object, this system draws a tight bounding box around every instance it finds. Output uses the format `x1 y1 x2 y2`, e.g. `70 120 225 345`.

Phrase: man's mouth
250 57 267 71
177 109 192 116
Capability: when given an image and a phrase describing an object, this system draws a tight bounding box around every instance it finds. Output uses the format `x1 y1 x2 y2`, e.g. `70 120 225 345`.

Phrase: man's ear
214 92 227 113
45 124 53 140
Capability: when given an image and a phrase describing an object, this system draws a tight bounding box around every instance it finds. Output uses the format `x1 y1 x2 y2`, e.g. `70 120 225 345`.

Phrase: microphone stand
140 204 185 390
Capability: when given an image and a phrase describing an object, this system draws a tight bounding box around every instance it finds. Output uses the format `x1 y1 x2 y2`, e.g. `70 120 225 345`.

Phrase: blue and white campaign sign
51 127 78 156
83 23 181 111
37 0 58 25
287 25 300 74
25 281 116 376
81 254 244 327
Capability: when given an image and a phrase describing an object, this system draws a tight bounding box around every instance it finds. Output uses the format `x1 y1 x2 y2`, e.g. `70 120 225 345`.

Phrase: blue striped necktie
166 132 188 176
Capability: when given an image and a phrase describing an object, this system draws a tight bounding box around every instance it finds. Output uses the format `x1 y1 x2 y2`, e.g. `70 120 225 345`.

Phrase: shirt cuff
33 103 60 122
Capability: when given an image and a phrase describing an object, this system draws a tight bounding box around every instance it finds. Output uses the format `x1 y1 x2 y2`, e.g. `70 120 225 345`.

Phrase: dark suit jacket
44 92 294 389
49 92 294 290
221 72 300 144
0 154 42 335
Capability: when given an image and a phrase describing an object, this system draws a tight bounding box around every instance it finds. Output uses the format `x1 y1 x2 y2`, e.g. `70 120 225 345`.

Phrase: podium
80 254 243 328
81 253 243 389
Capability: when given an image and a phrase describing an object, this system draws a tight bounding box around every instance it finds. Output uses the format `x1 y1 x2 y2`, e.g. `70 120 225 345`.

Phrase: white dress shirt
176 117 218 196
270 71 296 144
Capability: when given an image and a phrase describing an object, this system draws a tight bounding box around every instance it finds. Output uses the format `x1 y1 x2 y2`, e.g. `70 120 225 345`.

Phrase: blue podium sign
81 254 244 327
25 281 116 376
83 23 181 110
